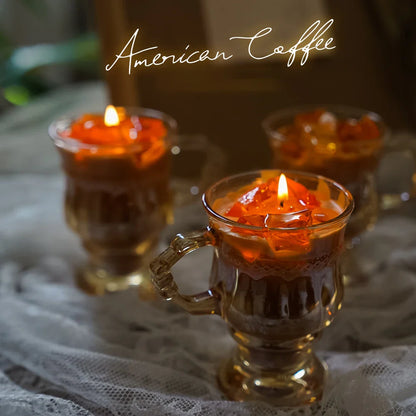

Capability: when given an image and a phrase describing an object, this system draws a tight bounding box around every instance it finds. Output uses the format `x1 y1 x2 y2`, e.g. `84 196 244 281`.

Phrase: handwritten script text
106 19 335 74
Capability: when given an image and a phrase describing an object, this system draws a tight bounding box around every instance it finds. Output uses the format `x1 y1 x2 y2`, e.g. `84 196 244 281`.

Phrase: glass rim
48 106 178 151
202 169 354 232
261 104 389 143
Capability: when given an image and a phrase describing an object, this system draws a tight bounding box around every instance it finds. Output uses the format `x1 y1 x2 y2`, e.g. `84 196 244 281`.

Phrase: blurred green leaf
0 33 99 86
3 85 31 105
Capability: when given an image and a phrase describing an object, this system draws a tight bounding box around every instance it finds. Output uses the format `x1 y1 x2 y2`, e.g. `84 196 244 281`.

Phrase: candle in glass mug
50 106 176 295
151 170 353 406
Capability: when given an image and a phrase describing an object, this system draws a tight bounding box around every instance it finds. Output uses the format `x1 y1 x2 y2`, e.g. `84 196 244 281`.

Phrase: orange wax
292 108 381 144
223 176 339 227
213 175 343 258
62 108 168 167
277 108 382 163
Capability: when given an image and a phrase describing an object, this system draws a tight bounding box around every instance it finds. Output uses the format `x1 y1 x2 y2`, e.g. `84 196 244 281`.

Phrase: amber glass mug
151 170 353 406
50 108 223 295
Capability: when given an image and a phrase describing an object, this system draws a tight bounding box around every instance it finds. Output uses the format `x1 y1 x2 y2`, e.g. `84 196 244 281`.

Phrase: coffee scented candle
151 170 354 406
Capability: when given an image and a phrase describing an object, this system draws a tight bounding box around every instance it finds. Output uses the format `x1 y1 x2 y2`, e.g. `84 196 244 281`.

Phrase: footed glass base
218 346 327 406
77 265 156 298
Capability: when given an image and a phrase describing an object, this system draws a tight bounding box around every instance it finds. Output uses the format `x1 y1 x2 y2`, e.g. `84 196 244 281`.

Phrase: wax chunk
279 109 381 151
266 230 311 253
294 109 325 130
312 207 339 223
265 211 312 229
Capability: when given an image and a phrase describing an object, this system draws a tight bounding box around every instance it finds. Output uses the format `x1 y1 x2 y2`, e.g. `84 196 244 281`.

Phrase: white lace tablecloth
1 83 416 416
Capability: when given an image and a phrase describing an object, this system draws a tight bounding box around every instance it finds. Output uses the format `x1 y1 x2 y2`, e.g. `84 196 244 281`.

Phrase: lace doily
0 174 416 416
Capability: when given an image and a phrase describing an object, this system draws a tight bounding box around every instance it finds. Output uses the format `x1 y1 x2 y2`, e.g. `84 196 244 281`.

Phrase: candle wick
280 200 284 208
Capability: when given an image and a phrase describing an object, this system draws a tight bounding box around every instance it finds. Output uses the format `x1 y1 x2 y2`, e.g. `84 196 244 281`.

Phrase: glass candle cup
262 106 416 242
49 108 176 295
150 170 354 406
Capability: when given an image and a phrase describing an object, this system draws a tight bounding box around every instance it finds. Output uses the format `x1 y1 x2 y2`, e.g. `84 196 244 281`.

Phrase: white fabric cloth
1 83 416 415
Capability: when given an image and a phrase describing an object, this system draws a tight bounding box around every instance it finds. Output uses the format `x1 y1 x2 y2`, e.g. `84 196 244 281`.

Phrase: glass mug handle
378 135 416 210
150 228 221 315
171 135 226 206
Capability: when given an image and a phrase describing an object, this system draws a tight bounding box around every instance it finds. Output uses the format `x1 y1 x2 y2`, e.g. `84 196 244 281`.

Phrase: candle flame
104 105 120 126
278 173 289 206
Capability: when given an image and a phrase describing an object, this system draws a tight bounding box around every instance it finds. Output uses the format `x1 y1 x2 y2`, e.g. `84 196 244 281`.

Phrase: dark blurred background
1 0 415 172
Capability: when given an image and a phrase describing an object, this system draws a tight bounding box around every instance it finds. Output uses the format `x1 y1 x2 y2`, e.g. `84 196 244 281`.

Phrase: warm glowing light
104 105 120 126
278 174 289 207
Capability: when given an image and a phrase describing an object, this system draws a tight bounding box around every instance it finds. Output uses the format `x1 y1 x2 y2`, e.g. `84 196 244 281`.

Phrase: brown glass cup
50 108 176 295
262 106 416 242
151 170 353 406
